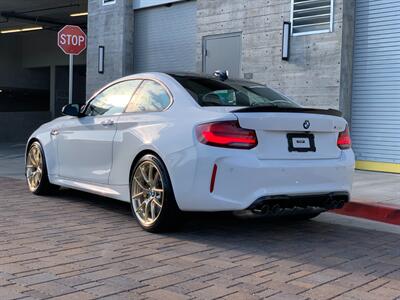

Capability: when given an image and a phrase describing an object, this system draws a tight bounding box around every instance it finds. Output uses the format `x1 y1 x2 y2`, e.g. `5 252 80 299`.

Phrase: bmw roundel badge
303 120 311 130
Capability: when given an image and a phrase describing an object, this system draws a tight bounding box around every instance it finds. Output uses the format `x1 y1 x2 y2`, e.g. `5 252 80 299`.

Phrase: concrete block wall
20 31 86 69
0 35 54 90
339 0 355 123
86 0 134 98
0 112 51 143
196 0 349 112
0 31 83 142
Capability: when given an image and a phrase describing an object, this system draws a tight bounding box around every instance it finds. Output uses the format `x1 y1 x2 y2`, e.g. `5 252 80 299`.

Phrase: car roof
89 71 265 102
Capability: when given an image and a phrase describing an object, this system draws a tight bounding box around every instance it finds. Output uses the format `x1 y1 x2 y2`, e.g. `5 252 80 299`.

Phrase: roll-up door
351 0 400 172
133 0 197 73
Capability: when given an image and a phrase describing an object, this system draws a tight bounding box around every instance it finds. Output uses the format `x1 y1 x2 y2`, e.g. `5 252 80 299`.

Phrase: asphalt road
0 177 400 300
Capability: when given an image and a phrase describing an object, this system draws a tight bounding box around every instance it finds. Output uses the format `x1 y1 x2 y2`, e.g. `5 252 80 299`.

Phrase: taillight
196 121 258 149
337 125 351 150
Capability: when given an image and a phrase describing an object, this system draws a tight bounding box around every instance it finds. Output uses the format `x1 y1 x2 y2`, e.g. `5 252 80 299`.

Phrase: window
171 75 299 108
103 0 116 5
85 80 141 116
291 0 333 36
125 80 171 113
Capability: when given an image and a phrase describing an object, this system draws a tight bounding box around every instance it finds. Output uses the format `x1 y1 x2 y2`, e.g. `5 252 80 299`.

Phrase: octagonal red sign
57 25 87 55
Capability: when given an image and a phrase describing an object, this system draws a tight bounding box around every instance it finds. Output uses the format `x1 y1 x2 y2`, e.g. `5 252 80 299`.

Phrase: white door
57 80 142 184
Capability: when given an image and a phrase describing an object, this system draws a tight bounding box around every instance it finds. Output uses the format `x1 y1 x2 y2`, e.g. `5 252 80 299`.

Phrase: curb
333 201 400 226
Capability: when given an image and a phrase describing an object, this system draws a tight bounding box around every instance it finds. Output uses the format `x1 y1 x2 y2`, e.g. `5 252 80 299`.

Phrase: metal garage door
351 0 400 166
133 1 197 73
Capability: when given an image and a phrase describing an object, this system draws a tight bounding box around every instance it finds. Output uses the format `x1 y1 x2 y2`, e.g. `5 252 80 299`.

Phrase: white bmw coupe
25 72 354 232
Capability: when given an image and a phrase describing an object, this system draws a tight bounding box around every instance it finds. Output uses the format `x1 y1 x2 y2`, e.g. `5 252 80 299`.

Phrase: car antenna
213 70 229 81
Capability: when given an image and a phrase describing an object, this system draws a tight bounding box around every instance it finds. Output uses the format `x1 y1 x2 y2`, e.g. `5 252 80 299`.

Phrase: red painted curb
333 201 400 226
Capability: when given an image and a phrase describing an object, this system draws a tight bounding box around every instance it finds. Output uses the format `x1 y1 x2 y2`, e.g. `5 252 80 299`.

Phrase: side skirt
51 176 130 203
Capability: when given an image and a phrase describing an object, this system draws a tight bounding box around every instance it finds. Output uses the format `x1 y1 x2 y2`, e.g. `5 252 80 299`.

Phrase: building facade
88 0 351 112
0 0 394 173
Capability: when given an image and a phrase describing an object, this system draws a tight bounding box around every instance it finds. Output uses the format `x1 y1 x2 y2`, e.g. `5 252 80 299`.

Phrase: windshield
171 75 300 108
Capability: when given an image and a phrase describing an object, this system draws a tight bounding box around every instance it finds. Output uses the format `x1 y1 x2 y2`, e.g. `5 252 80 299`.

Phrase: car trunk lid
233 108 347 160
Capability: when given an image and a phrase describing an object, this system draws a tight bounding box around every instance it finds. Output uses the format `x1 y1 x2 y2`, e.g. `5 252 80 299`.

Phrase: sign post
69 55 73 104
57 25 87 104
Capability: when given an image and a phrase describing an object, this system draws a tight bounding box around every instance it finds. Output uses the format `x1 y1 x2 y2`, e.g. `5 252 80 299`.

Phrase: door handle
101 119 114 126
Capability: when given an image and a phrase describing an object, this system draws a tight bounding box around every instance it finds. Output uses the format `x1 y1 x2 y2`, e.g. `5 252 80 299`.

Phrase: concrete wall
196 0 348 111
54 65 87 117
0 30 87 142
0 35 50 90
0 112 51 143
20 31 86 69
84 0 354 118
339 0 355 123
0 34 50 142
86 0 134 97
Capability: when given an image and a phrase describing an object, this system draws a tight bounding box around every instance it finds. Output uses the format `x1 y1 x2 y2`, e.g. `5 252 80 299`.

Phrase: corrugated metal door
133 1 196 73
351 0 400 164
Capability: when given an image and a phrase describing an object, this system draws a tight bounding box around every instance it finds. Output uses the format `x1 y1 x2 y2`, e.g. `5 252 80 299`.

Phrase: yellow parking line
356 160 400 174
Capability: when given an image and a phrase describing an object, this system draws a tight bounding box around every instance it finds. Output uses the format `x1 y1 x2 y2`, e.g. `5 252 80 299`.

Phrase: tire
26 141 59 195
130 154 181 232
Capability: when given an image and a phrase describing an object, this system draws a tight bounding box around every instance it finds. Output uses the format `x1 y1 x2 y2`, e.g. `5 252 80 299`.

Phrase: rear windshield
171 75 300 108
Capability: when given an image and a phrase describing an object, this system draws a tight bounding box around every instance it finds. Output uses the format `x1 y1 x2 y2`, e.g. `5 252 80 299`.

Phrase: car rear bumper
174 147 354 212
248 191 349 214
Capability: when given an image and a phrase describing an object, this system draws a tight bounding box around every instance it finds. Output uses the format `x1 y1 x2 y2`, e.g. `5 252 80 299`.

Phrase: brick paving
0 177 400 300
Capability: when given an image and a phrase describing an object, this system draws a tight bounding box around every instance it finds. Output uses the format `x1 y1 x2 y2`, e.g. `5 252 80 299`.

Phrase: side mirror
61 104 81 117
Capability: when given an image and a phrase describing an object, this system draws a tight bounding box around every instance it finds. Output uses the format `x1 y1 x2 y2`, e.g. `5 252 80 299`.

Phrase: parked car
25 72 354 232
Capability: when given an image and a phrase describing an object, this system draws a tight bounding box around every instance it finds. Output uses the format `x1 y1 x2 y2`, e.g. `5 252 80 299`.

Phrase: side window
125 80 171 113
85 80 141 116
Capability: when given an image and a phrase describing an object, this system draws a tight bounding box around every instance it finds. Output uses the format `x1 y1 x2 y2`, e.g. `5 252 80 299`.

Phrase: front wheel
26 141 58 195
130 154 181 232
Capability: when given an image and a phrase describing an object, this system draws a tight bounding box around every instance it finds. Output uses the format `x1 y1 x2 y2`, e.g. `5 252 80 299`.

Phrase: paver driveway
1 177 400 300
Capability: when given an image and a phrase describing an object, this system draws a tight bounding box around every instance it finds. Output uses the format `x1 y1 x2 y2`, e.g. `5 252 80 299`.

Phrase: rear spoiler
233 106 342 117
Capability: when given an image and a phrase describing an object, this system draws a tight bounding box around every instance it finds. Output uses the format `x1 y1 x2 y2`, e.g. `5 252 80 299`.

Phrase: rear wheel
130 154 181 232
26 141 58 195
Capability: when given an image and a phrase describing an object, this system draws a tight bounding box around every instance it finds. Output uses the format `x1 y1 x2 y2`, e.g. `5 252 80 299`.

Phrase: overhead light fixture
22 26 43 32
1 29 21 34
70 12 88 17
1 26 43 34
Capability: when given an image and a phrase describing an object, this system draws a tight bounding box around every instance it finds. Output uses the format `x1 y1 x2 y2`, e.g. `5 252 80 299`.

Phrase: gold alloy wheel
26 143 43 192
131 161 164 226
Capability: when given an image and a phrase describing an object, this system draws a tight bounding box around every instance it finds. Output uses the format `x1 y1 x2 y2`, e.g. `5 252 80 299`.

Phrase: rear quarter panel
109 74 237 206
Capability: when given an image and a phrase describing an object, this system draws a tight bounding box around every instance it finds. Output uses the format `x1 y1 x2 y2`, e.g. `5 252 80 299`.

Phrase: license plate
287 133 316 152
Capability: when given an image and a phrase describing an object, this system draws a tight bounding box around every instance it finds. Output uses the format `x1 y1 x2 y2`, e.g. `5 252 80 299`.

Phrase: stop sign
57 25 87 55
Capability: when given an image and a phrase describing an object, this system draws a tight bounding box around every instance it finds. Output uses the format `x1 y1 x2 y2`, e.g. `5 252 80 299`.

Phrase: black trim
233 106 343 117
248 192 350 212
287 133 316 152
